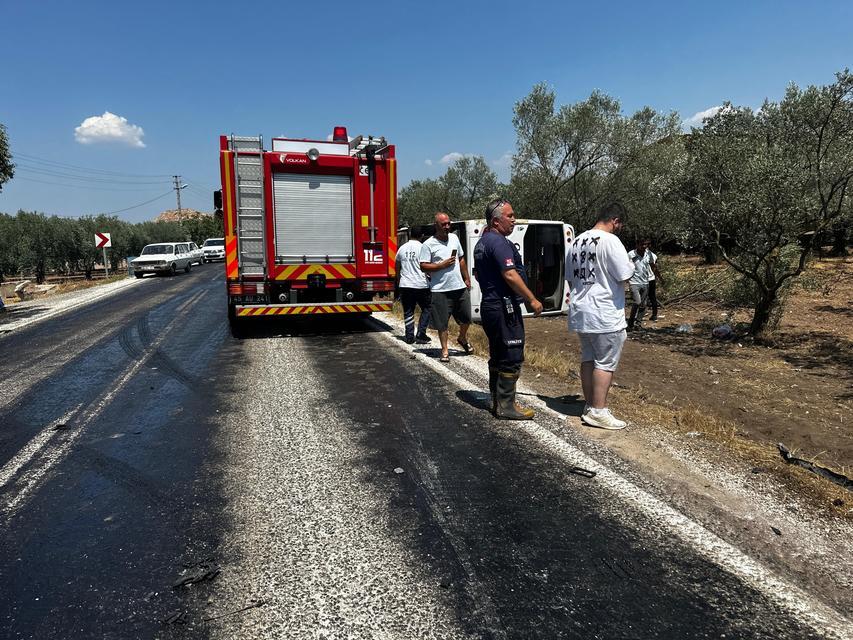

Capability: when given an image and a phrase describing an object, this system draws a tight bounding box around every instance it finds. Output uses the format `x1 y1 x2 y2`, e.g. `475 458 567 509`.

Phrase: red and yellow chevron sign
225 237 239 279
236 302 392 316
274 263 356 281
387 235 398 276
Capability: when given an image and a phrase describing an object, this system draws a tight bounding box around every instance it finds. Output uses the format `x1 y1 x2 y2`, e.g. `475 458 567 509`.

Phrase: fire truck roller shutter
273 173 354 263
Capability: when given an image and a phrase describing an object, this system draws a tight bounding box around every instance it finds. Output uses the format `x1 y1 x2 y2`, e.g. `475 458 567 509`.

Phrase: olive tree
0 212 18 283
399 156 501 227
510 84 681 232
0 124 14 193
683 70 853 334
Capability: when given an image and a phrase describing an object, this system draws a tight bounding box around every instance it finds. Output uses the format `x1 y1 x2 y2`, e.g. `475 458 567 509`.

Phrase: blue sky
1 0 851 222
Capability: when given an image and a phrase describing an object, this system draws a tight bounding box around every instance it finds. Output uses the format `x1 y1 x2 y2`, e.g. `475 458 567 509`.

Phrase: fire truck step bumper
235 302 393 316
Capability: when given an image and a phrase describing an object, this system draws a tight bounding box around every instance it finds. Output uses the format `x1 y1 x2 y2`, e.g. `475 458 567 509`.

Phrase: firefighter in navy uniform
473 199 543 419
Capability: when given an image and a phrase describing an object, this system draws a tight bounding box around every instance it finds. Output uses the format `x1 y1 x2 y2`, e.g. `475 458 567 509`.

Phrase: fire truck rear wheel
228 306 245 338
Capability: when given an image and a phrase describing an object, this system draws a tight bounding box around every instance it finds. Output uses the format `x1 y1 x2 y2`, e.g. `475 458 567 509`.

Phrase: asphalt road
0 267 848 639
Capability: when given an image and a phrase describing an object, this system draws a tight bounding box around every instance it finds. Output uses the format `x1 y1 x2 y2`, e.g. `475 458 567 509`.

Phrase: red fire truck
217 127 397 331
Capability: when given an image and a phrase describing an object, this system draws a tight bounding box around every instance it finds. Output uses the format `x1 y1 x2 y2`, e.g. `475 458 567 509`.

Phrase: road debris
203 598 267 622
568 466 597 479
777 443 853 491
172 564 221 589
712 324 734 339
163 610 187 625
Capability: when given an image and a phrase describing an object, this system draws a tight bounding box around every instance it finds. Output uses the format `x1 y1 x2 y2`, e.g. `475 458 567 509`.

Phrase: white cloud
440 151 465 164
74 112 146 147
491 152 513 167
683 105 723 129
424 159 433 166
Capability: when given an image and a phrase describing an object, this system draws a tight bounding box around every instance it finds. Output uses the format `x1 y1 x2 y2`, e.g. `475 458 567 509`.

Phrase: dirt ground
522 256 853 476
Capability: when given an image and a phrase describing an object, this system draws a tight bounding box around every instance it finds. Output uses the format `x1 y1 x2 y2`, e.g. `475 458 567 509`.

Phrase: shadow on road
0 304 50 326
230 315 385 339
536 393 585 418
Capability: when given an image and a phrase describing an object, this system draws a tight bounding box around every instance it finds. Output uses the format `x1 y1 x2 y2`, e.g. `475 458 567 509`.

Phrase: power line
104 190 175 215
15 163 173 185
183 176 218 191
12 175 172 192
11 151 174 178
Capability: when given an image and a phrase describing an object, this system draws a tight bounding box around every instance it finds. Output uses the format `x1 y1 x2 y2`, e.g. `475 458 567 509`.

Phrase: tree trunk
36 263 45 285
831 223 848 257
749 291 776 335
702 244 721 265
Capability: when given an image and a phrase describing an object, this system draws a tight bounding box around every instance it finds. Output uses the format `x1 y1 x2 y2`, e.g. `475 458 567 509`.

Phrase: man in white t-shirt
395 225 432 344
566 202 635 430
645 241 664 321
627 238 664 329
419 212 472 363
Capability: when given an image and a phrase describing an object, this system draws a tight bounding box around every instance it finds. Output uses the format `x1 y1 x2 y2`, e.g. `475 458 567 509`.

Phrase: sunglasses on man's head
486 199 509 221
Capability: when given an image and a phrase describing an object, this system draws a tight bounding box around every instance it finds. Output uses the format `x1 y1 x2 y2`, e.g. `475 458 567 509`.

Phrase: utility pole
173 175 185 215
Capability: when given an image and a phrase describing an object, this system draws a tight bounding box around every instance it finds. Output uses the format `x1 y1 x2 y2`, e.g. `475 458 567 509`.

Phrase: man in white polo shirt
419 212 472 363
566 202 635 430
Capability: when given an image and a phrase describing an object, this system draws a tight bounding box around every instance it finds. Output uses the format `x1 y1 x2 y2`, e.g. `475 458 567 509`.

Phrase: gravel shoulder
0 276 143 334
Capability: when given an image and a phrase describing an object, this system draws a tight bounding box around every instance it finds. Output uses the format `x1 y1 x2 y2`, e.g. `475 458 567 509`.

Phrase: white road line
372 319 853 640
0 406 82 490
0 299 199 520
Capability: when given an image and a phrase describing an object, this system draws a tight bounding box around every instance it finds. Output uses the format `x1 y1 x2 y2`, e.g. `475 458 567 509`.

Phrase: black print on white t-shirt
571 236 600 284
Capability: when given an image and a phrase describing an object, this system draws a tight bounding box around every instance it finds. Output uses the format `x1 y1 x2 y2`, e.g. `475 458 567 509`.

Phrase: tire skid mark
0 281 215 411
72 445 180 522
0 300 198 524
119 291 211 390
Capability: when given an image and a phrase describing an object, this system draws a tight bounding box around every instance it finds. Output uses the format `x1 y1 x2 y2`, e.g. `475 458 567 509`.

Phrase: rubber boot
495 372 535 420
488 367 499 416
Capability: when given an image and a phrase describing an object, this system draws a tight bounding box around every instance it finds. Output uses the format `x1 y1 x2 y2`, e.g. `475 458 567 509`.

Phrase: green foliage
0 211 221 281
0 123 13 192
683 69 853 333
398 156 502 227
509 84 681 233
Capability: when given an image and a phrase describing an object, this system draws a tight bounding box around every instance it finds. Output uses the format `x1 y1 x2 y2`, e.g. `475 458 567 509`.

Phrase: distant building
155 209 212 223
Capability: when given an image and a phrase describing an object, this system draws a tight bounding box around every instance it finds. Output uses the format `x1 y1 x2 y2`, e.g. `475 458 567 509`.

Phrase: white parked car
202 237 226 262
188 242 204 265
132 242 194 277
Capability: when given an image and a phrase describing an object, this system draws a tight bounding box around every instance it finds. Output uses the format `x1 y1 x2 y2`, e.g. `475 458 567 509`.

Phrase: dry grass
611 385 852 520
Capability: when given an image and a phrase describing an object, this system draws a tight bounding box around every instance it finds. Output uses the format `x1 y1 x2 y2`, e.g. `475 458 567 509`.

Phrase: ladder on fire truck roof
230 135 267 277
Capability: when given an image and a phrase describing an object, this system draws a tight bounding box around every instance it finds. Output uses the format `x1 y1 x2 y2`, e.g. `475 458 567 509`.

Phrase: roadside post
95 233 112 278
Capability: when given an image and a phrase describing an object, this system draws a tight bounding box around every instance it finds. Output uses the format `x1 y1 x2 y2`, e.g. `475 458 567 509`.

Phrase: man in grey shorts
565 202 635 430
419 212 472 362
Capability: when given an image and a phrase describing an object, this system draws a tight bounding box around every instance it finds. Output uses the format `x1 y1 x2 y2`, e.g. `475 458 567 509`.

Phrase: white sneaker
582 408 627 430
